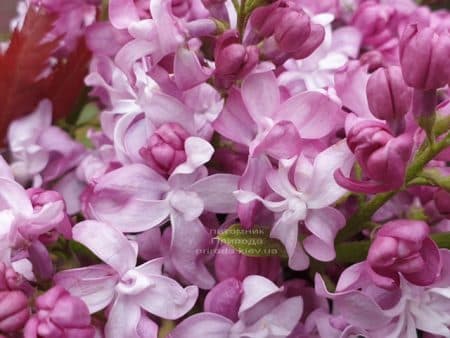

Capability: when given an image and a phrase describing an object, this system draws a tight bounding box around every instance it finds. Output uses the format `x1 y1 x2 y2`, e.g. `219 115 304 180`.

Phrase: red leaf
0 7 60 145
45 38 92 121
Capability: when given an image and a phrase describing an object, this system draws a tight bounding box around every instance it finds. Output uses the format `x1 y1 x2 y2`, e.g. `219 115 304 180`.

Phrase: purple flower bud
27 188 64 205
24 286 95 338
172 0 191 18
204 278 242 321
214 30 259 83
337 121 412 193
274 9 311 53
202 0 226 5
360 50 384 72
399 24 450 90
0 263 24 291
214 245 281 282
250 2 324 60
27 188 72 240
366 66 412 130
434 189 450 218
139 123 190 176
250 2 285 38
352 1 395 48
0 290 30 333
411 89 437 132
367 220 441 289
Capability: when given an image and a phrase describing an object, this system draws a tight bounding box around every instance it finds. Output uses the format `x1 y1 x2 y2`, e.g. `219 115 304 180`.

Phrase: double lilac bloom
55 221 198 338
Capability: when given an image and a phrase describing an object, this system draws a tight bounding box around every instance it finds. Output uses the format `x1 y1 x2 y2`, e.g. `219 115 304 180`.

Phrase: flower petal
87 164 170 232
138 275 198 319
54 265 118 314
189 174 239 213
168 313 233 338
303 208 345 262
73 221 137 275
241 71 280 122
105 295 141 338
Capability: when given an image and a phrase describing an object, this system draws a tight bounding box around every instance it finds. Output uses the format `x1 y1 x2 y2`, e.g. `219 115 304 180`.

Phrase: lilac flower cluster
0 0 450 337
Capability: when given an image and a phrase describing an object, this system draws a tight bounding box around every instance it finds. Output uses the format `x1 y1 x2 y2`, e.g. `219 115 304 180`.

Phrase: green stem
336 132 450 242
336 191 395 242
237 0 247 37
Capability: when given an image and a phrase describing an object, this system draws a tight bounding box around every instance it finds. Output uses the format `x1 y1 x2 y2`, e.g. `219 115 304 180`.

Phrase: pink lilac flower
213 71 344 160
0 172 69 279
315 249 450 337
55 221 198 338
83 162 238 289
7 100 85 186
235 141 354 270
168 275 303 338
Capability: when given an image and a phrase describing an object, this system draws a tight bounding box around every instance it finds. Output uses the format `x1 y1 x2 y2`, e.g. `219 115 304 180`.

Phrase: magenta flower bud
0 290 30 333
27 188 64 206
399 24 450 90
249 2 285 38
367 220 441 289
352 1 394 48
411 89 437 132
434 189 450 218
214 30 259 83
214 245 281 282
360 50 384 72
26 188 72 240
139 123 190 176
24 286 95 338
172 0 191 17
366 66 412 131
274 9 311 53
0 263 24 291
204 278 242 321
337 121 412 193
202 0 226 5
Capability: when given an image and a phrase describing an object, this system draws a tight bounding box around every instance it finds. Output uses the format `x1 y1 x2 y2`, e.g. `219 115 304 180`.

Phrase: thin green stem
237 0 247 37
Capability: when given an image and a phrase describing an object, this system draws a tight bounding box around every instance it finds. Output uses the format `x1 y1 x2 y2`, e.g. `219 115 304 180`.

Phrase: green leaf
76 102 99 126
431 232 450 249
217 224 288 259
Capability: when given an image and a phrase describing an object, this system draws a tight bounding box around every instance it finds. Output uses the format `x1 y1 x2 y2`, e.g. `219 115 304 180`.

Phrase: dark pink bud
352 1 395 48
411 89 437 130
360 50 384 72
274 9 311 52
27 188 64 205
337 121 412 193
26 188 72 240
366 66 412 129
290 23 325 59
204 278 242 321
214 245 281 282
367 220 441 289
0 263 24 291
139 123 190 176
202 0 226 5
250 2 285 38
214 30 259 83
434 189 450 218
0 290 30 333
399 24 450 90
172 0 191 17
24 286 95 338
